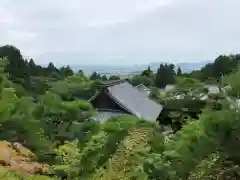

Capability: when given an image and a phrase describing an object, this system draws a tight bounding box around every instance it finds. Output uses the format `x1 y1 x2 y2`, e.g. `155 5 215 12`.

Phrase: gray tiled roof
135 84 150 91
135 84 150 96
107 81 163 121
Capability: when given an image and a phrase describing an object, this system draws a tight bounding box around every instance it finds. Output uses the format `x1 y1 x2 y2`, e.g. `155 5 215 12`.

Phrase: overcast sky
0 0 240 65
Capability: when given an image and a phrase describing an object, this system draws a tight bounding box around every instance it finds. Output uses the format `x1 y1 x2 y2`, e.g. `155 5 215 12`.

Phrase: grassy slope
91 123 156 180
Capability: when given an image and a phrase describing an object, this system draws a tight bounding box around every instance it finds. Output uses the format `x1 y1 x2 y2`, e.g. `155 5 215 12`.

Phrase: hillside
91 120 159 180
1 45 240 179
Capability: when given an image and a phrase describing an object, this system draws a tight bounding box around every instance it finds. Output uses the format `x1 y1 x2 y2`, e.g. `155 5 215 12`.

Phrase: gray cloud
0 0 240 65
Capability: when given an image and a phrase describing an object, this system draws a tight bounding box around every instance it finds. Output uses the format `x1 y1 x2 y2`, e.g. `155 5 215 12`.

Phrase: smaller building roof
165 84 176 91
135 84 150 91
92 110 126 123
135 84 150 96
204 85 220 94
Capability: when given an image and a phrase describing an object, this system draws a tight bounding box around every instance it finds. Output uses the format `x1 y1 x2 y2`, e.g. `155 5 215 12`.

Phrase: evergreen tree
0 45 29 83
109 75 120 81
190 54 240 81
59 65 74 77
28 59 38 76
78 69 84 76
155 63 175 88
47 62 56 70
101 75 108 81
166 63 176 84
155 64 165 88
141 66 153 77
47 62 58 74
177 66 182 76
90 72 101 80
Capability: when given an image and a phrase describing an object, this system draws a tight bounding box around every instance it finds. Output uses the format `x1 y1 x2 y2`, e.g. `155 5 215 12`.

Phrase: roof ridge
135 83 149 88
106 90 136 115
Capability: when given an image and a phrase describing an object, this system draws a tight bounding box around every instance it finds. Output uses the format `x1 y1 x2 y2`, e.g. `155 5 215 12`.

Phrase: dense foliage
129 63 176 88
189 54 240 82
0 45 240 180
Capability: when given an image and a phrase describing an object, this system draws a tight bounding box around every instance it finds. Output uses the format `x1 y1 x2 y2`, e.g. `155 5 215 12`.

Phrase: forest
0 45 240 179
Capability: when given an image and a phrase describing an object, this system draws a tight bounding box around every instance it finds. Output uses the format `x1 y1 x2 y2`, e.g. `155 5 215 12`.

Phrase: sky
0 0 240 66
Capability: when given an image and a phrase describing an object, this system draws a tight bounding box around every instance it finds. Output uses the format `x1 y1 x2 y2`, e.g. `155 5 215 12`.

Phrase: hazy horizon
39 59 211 67
1 0 240 65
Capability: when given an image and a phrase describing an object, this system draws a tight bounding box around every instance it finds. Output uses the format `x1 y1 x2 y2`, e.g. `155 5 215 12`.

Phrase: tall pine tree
155 63 176 88
0 45 29 83
177 66 182 76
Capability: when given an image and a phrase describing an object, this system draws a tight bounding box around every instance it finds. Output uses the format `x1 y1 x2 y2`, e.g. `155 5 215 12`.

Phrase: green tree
130 75 154 87
90 72 101 80
51 140 81 179
141 66 153 77
130 75 142 86
213 55 235 78
33 91 94 144
155 63 175 88
101 75 108 81
78 69 84 76
0 88 51 155
59 66 74 78
190 54 240 81
47 62 57 72
109 75 120 81
155 64 165 88
175 77 203 96
28 59 38 76
149 87 160 101
0 45 29 84
49 75 94 100
177 66 182 76
223 70 240 98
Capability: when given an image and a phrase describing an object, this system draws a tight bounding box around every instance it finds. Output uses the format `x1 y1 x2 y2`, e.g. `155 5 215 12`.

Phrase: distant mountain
71 61 212 76
37 52 212 75
149 61 212 73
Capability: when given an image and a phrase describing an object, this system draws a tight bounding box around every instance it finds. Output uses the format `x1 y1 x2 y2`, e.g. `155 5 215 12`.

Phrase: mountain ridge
68 60 212 75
